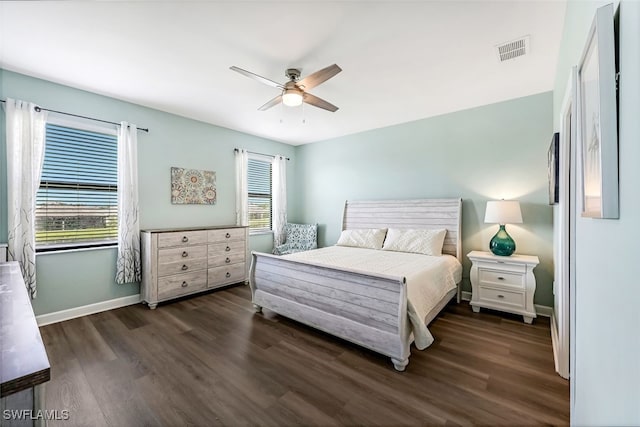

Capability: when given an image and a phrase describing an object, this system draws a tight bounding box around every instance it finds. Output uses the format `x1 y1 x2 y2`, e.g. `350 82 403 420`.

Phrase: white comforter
285 246 462 349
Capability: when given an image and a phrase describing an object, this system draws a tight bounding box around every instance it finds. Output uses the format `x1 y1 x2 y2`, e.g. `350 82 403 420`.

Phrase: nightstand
467 250 539 324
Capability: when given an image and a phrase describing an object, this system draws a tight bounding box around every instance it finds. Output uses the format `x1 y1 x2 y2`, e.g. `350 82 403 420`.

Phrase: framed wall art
577 3 619 219
171 167 217 205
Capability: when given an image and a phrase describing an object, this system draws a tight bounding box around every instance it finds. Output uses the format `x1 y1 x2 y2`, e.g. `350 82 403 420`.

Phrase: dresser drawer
208 263 246 288
208 252 245 268
208 241 246 257
478 286 525 309
158 258 208 277
479 269 524 289
158 245 207 264
208 228 245 243
158 271 207 300
158 230 207 248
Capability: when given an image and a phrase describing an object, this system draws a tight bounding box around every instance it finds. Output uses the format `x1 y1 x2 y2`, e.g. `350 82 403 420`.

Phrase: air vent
496 36 530 62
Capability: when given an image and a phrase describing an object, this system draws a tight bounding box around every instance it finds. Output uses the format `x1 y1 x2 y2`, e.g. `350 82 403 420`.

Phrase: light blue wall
295 92 555 306
0 69 297 315
1 69 556 313
553 1 640 425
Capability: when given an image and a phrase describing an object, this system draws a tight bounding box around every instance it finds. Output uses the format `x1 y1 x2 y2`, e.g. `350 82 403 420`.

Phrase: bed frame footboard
250 252 412 370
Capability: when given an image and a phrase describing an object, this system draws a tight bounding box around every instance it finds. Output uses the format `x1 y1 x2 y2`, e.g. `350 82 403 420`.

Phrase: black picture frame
548 132 560 205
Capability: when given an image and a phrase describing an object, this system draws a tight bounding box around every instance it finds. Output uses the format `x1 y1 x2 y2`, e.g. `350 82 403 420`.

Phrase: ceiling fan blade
303 93 339 112
258 95 283 111
297 64 342 90
230 66 284 89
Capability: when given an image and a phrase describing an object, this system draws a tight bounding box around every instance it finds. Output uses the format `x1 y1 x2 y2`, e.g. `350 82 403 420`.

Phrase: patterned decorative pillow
284 223 318 250
336 228 387 250
382 228 447 256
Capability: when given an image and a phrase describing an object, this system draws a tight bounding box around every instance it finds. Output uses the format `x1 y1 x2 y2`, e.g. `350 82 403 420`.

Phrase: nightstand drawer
479 269 524 289
475 260 526 274
478 287 525 309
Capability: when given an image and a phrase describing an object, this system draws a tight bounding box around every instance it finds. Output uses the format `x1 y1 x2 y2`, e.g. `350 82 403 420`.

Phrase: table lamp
484 200 522 256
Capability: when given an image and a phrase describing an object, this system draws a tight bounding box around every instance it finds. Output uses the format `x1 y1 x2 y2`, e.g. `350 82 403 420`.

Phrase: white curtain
5 98 48 298
235 149 249 226
272 155 288 246
115 121 141 284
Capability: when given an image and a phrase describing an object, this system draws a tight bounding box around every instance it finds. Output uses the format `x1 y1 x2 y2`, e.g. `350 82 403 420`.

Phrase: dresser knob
497 294 505 299
225 246 231 252
181 265 188 271
497 277 505 280
181 281 188 288
182 251 188 258
226 233 231 238
182 236 189 243
225 272 231 278
225 257 231 263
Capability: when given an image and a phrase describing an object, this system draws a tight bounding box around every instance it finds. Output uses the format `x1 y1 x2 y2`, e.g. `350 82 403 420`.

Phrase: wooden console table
0 262 51 426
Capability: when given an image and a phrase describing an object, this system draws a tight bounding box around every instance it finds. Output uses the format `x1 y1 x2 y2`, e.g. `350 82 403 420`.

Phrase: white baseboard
460 290 552 317
36 294 141 326
535 304 553 317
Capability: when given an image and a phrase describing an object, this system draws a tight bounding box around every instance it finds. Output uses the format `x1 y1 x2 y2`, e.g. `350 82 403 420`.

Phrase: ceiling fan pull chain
280 99 284 124
302 101 306 124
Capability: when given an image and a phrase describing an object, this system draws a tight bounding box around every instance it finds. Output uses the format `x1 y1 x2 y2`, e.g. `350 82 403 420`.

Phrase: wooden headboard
342 198 463 261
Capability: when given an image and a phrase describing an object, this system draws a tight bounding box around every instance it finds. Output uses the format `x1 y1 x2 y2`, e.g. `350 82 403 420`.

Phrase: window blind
35 123 118 248
247 158 272 232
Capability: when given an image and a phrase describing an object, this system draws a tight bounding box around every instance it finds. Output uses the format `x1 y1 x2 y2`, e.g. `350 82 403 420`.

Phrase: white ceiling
0 1 566 145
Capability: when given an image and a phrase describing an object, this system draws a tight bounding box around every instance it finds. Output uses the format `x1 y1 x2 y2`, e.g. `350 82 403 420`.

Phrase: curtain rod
235 148 290 161
0 99 149 133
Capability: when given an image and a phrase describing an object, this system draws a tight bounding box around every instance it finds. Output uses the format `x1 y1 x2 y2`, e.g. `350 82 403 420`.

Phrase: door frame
554 67 577 381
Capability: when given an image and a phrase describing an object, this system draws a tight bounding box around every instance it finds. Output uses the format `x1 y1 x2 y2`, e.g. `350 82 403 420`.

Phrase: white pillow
336 228 387 250
382 228 447 256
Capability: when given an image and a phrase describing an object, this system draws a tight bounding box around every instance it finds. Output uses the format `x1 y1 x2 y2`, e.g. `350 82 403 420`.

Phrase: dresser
468 250 539 324
141 225 248 309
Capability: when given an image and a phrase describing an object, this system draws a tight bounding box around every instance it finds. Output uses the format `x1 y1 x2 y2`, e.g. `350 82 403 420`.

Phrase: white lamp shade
484 200 523 224
282 89 303 107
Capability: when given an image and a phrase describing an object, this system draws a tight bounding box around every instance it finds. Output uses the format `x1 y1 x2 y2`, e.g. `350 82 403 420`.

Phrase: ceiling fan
230 64 342 112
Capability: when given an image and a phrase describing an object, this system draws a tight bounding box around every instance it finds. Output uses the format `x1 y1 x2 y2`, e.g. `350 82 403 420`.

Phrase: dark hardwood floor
40 285 569 426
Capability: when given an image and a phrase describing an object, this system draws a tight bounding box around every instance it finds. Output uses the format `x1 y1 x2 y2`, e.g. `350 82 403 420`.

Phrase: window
247 157 272 233
36 123 118 250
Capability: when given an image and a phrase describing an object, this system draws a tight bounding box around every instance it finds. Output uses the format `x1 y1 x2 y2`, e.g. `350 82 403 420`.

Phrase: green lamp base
489 225 516 256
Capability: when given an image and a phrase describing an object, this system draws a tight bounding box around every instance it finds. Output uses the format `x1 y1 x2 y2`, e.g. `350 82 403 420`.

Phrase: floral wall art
171 167 217 205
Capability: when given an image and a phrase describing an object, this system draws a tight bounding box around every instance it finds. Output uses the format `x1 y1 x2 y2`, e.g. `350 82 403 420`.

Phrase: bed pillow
382 228 447 256
336 228 387 250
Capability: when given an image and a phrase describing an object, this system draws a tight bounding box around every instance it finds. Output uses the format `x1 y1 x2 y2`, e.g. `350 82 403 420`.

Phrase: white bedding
284 246 462 349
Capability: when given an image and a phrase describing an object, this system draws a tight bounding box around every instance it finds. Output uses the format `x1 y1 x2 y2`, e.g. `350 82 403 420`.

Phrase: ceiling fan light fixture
230 64 340 112
282 89 303 107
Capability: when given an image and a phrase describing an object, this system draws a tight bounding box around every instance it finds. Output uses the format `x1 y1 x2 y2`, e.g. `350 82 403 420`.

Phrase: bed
249 198 462 371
